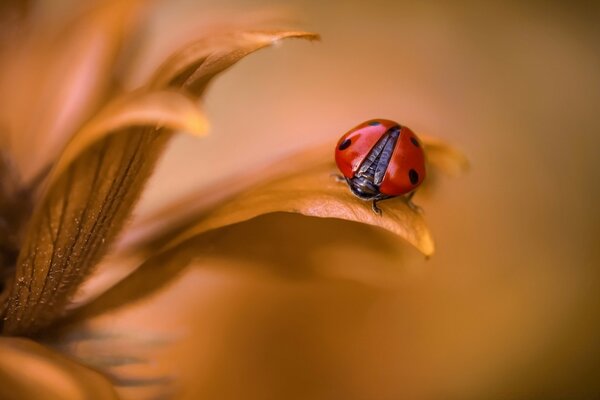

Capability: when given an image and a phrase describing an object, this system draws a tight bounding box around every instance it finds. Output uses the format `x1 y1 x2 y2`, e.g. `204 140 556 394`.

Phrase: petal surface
1 90 207 335
0 337 118 400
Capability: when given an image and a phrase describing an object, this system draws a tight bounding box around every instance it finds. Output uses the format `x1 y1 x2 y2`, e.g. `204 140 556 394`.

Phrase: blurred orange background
61 1 600 399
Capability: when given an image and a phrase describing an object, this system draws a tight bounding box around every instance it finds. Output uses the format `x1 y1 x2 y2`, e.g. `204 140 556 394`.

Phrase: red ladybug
334 119 426 214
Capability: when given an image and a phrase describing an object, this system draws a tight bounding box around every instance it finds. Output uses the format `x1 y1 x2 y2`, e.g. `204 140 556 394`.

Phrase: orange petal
1 90 207 336
0 0 149 182
1 28 319 336
422 135 469 178
164 162 435 256
147 30 320 93
0 337 118 400
47 89 207 189
53 213 408 330
54 137 467 327
118 144 331 252
120 136 466 255
57 245 194 327
61 158 433 325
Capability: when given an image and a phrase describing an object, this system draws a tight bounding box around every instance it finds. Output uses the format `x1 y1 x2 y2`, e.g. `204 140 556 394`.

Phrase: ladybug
334 119 426 214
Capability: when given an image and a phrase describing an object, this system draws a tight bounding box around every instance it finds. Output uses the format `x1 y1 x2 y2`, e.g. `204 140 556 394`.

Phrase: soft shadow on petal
57 243 197 327
1 91 207 336
67 253 148 312
52 213 407 341
0 337 118 400
51 215 417 400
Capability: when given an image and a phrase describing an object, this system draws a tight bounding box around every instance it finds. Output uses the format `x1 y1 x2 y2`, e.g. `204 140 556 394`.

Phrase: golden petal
52 213 405 331
60 159 434 325
0 337 118 399
54 136 467 329
57 245 194 327
49 129 465 332
422 135 470 178
1 28 319 336
120 136 466 255
1 0 149 182
164 163 435 256
1 90 207 336
148 30 320 93
118 144 331 252
47 89 208 189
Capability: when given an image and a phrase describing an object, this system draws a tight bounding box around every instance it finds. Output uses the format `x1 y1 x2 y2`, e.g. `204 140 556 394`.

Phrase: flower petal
118 144 331 252
1 28 319 336
53 213 407 330
0 0 149 182
0 337 118 400
164 163 435 256
120 136 466 255
61 157 434 324
422 135 469 178
54 136 467 327
1 90 207 336
148 30 320 93
47 89 208 188
57 245 194 327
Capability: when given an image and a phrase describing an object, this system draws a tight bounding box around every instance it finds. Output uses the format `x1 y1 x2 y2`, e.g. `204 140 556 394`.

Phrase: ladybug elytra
334 119 426 214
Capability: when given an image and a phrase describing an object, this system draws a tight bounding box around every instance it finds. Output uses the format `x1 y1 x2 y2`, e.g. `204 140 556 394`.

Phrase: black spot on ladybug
410 137 420 147
338 138 352 150
368 121 381 126
409 169 419 185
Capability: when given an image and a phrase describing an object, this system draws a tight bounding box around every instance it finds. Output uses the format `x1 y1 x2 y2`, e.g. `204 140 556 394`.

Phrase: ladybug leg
371 200 383 216
330 173 346 183
405 191 423 214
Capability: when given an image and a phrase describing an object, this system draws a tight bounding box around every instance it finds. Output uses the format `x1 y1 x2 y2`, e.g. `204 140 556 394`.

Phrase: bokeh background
61 1 600 399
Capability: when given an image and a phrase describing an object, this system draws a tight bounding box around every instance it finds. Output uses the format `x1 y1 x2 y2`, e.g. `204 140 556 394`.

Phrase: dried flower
0 1 466 399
